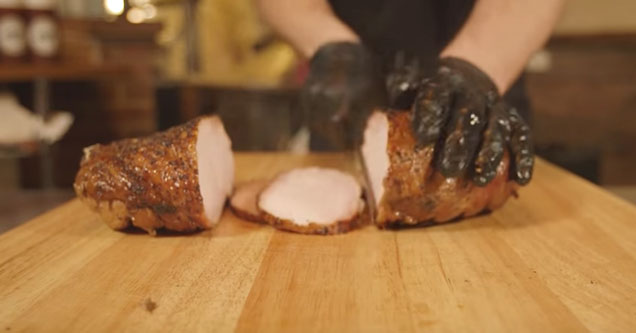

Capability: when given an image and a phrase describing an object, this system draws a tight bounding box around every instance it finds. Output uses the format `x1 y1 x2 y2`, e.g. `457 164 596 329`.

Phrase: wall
528 0 636 185
555 0 636 35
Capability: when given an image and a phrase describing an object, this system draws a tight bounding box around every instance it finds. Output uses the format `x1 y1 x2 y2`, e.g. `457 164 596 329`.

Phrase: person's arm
409 1 565 185
255 0 358 58
441 0 566 94
257 0 385 149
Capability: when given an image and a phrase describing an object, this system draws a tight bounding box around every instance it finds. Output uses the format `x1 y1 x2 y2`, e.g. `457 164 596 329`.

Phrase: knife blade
331 98 377 224
353 148 377 225
331 99 377 224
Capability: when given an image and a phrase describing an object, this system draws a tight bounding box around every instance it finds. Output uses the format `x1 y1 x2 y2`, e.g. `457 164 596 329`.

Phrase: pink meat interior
196 116 234 226
258 167 362 225
361 112 390 206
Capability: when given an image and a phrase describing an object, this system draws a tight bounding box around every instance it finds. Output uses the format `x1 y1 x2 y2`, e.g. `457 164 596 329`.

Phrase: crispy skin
230 180 269 223
260 209 365 235
74 117 212 235
376 111 518 227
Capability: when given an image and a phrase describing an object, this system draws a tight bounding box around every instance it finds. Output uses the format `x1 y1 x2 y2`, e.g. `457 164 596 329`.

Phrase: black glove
411 57 534 186
301 42 387 148
385 52 423 110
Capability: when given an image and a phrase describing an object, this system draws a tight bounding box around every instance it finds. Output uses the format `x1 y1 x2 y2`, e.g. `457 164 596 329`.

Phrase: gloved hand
410 57 534 186
385 53 422 110
301 42 387 149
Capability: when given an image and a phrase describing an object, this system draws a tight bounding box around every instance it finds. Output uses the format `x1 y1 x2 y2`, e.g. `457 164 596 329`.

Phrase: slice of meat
230 179 269 223
257 167 364 235
361 110 518 228
74 115 234 235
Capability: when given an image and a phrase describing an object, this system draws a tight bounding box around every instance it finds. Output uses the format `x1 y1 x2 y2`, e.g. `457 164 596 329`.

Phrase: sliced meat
74 115 234 235
230 179 269 223
257 167 364 235
362 110 518 227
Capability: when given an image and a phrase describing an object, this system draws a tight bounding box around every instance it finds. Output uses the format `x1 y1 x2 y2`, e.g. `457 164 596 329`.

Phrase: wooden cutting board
1 153 635 332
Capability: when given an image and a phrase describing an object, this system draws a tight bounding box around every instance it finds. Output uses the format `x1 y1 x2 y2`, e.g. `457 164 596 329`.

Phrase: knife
353 148 377 225
331 98 377 224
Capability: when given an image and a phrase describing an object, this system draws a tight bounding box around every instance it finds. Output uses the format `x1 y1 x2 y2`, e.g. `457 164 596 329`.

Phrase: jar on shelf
24 0 59 62
0 0 27 62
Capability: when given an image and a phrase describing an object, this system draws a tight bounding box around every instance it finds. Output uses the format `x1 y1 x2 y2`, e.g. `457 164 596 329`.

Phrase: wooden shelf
0 63 127 82
0 141 40 158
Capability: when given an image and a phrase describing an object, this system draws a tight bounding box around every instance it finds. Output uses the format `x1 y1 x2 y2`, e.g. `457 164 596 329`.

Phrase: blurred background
0 0 634 231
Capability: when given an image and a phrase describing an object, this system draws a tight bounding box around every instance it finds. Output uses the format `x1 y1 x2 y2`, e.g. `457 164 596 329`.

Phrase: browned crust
230 205 264 223
259 209 365 235
229 180 269 223
375 110 518 228
74 116 217 235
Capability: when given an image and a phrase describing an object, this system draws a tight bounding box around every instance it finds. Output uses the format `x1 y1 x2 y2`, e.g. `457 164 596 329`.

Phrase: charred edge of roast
259 209 365 235
229 180 270 223
230 205 264 223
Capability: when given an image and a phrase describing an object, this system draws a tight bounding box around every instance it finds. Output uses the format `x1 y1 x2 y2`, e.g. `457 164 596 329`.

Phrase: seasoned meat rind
74 116 233 235
363 110 518 228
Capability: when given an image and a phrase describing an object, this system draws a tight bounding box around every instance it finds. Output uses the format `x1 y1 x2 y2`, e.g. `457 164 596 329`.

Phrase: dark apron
328 0 530 121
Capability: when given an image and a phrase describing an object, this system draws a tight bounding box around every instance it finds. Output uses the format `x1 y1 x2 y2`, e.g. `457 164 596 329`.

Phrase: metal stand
183 0 200 75
33 77 54 188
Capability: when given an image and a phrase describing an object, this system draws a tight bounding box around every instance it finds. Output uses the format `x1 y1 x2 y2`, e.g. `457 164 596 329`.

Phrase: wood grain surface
1 153 635 332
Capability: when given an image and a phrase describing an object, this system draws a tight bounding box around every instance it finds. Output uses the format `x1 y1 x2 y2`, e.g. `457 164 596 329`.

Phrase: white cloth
0 92 73 145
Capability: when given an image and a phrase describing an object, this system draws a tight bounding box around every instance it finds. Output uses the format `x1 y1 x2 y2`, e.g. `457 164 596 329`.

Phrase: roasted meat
257 167 365 235
230 179 269 223
74 116 234 235
362 111 517 227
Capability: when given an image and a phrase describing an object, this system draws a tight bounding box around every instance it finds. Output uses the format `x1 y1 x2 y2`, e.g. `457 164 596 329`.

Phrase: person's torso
328 0 475 68
327 0 531 121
